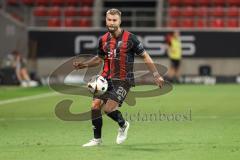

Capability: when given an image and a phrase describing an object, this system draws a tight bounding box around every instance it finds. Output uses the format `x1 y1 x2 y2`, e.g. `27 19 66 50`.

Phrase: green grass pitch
0 84 240 160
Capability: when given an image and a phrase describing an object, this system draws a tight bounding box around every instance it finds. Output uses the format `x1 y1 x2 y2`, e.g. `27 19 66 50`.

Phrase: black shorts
93 80 131 107
170 59 181 69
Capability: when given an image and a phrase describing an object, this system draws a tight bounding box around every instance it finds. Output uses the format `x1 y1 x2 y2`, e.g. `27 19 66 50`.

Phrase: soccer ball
87 75 108 95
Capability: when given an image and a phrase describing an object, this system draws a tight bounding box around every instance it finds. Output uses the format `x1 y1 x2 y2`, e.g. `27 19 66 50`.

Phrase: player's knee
103 105 118 113
91 100 102 110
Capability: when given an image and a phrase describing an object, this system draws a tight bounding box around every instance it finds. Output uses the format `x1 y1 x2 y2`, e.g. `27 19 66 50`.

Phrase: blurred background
0 0 240 86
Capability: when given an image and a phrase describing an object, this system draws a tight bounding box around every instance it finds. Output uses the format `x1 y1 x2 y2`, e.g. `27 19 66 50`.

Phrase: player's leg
103 81 130 128
103 99 126 127
175 60 181 79
82 98 104 147
91 99 104 139
172 60 181 83
20 68 31 81
167 59 175 81
103 99 130 144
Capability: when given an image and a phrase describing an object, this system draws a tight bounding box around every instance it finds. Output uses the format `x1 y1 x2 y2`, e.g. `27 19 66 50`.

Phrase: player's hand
73 61 87 70
154 74 164 88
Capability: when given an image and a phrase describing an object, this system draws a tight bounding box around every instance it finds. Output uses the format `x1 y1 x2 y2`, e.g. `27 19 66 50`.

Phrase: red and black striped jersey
97 30 145 85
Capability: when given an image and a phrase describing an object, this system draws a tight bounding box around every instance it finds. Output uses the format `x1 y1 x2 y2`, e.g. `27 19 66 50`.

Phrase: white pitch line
0 92 58 106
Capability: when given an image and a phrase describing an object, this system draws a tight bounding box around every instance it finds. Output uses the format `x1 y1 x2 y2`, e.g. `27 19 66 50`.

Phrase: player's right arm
73 56 102 69
73 37 105 70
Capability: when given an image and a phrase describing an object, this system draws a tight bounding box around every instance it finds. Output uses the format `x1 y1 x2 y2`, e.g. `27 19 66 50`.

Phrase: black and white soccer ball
87 75 108 95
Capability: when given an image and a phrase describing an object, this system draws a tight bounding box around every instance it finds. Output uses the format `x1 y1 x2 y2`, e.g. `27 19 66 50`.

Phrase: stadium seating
78 18 92 27
66 0 79 6
81 0 94 6
64 6 78 17
198 0 211 6
50 0 65 6
226 18 239 27
22 0 34 6
7 0 19 5
168 7 181 17
47 18 61 27
227 7 239 17
211 7 225 17
3 0 240 28
182 6 195 17
167 19 178 28
64 18 76 27
196 18 207 28
180 18 195 28
33 6 48 16
36 0 49 6
166 0 240 28
213 0 226 6
79 7 93 17
196 7 208 17
228 0 240 6
169 0 181 6
5 0 94 27
182 0 195 6
209 18 225 28
48 6 61 17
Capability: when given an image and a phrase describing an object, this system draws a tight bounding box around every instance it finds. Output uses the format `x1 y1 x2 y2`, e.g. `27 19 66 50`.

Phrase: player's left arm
141 51 164 88
131 33 164 88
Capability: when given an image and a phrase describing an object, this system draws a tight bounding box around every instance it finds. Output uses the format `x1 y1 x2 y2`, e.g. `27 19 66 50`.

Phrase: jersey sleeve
97 38 105 59
131 34 145 56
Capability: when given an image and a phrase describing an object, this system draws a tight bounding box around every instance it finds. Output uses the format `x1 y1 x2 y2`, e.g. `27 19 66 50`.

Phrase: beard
107 25 118 33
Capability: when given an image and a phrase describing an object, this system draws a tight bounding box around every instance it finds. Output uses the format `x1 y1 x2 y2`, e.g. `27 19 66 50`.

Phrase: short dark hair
106 8 121 17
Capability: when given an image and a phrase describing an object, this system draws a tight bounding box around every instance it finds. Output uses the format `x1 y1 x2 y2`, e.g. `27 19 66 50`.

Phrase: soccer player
73 8 164 147
165 31 182 83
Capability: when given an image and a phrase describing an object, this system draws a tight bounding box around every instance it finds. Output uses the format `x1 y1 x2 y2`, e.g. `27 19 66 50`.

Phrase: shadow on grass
103 142 186 152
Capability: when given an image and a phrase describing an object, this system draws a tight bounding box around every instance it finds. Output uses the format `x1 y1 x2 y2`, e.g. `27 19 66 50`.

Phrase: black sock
107 110 125 128
91 109 102 139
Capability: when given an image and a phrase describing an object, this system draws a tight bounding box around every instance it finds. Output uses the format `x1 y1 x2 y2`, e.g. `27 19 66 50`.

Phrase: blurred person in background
11 50 38 87
165 30 182 83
